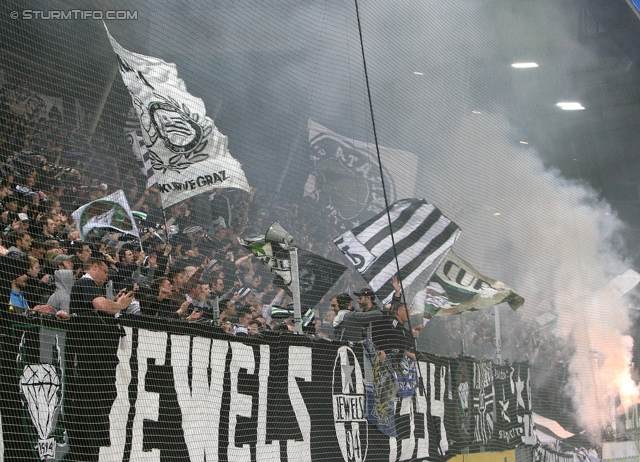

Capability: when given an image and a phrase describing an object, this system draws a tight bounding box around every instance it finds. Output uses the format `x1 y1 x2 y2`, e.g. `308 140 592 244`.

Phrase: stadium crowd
0 86 572 375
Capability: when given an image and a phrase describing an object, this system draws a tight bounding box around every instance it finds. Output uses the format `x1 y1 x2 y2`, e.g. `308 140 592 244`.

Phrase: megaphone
265 221 293 249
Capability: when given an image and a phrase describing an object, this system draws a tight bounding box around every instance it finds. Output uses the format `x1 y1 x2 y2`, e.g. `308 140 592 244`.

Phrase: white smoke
415 111 639 442
343 0 640 440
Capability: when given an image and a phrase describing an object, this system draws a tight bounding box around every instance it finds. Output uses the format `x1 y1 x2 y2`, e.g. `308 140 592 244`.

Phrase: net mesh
0 1 637 461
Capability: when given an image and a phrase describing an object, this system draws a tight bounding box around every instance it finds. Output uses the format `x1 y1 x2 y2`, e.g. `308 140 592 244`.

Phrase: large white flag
71 190 139 241
105 26 250 208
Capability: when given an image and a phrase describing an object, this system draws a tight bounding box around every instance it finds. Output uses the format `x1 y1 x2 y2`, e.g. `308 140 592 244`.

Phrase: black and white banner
334 198 461 305
0 83 64 123
0 314 534 461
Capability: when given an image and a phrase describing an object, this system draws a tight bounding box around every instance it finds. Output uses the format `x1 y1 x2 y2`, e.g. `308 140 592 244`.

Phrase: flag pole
290 247 303 334
495 305 502 364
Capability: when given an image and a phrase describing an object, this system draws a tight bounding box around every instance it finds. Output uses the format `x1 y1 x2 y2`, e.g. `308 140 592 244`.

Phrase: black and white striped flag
333 198 461 304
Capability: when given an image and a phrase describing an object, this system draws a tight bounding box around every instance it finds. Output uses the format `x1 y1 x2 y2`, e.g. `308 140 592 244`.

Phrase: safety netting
1 1 638 461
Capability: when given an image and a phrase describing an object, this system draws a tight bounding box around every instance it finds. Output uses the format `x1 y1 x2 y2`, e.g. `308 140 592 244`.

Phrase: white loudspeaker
265 221 293 249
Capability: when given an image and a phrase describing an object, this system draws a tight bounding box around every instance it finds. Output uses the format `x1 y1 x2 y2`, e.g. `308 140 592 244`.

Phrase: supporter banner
334 198 460 305
105 26 250 209
0 314 534 461
0 83 64 123
534 446 574 462
305 120 419 231
417 251 524 317
71 189 139 241
493 364 536 447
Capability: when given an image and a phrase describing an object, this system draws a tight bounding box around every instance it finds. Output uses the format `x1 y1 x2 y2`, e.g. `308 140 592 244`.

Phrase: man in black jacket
371 301 416 363
66 258 133 462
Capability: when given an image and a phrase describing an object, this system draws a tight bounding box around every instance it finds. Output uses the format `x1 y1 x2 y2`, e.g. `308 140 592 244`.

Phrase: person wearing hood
46 254 75 315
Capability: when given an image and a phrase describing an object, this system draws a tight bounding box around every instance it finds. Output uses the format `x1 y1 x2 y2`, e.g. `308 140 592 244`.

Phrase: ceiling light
511 62 539 68
519 141 529 145
413 71 424 75
493 212 501 216
557 102 585 110
472 110 482 114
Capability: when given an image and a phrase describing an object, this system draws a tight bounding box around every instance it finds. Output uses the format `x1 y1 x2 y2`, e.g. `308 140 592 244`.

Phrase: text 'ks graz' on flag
334 198 461 305
305 119 419 231
105 25 250 209
71 189 139 241
414 250 525 318
238 222 347 310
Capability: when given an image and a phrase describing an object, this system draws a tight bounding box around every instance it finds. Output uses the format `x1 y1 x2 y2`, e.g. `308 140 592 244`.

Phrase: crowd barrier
0 313 535 461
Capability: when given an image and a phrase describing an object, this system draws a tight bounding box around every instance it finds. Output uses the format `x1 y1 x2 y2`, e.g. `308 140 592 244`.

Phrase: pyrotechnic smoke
415 111 639 442
347 0 640 440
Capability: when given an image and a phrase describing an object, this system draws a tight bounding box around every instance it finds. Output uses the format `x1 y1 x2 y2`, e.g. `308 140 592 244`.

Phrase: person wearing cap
354 288 380 312
331 292 384 342
355 275 405 313
16 212 30 231
52 253 74 271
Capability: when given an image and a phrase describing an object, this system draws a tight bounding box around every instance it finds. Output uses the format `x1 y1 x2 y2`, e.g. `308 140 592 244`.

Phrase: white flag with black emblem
334 198 460 304
305 119 419 230
105 26 250 209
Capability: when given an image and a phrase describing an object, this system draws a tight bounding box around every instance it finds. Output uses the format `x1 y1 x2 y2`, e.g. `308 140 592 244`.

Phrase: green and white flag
71 190 139 241
415 251 524 317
